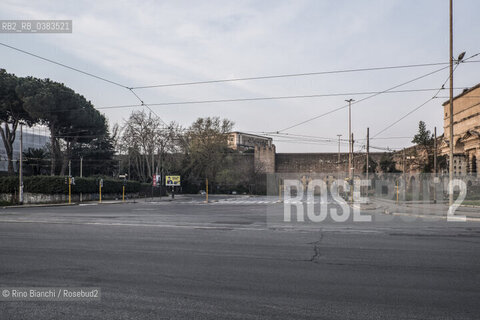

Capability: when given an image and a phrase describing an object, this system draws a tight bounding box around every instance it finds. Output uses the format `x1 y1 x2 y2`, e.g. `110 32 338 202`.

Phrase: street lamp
345 99 354 181
337 134 342 175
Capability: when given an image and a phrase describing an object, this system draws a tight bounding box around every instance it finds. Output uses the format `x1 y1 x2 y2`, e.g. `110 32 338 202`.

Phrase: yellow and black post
206 178 209 203
99 179 103 203
396 180 399 204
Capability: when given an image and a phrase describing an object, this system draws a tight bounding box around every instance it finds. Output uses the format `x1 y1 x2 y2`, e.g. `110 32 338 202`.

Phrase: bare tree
183 117 234 189
119 110 183 183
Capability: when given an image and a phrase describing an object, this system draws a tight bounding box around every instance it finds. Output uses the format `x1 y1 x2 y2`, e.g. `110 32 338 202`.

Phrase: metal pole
396 180 399 204
434 127 437 174
80 156 83 202
366 128 370 181
351 132 355 173
434 127 437 203
351 132 354 203
80 157 83 177
206 178 209 203
448 0 454 206
345 99 354 182
19 124 23 204
279 182 282 202
151 151 154 199
337 134 342 176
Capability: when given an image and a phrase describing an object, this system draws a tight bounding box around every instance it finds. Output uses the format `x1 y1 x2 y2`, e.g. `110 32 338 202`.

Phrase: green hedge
0 176 141 194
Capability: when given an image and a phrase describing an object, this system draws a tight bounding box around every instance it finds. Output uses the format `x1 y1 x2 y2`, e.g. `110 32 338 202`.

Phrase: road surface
0 195 479 319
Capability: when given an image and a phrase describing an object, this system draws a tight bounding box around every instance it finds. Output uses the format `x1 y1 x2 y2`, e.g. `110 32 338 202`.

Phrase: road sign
165 175 181 186
99 179 103 188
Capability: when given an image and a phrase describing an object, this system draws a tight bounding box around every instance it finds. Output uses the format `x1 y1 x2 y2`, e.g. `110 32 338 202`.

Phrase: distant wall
255 145 276 173
275 152 384 174
0 192 139 204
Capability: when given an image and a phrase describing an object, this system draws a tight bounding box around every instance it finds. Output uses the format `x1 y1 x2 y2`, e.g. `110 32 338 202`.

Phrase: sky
1 0 479 153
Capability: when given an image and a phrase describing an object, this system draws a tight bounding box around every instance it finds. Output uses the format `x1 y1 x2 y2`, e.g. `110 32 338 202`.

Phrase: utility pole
351 132 355 202
434 127 437 174
68 160 72 204
448 0 454 206
80 156 83 202
151 151 155 199
346 99 354 182
159 149 163 199
19 124 23 204
351 133 355 173
337 134 342 176
434 127 437 203
366 127 370 185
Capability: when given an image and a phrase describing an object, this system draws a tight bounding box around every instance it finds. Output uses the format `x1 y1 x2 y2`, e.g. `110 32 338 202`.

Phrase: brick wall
275 152 383 174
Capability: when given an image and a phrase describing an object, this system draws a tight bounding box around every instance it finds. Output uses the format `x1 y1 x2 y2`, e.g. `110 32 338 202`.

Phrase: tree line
2 70 444 194
1 70 250 192
118 111 253 193
0 69 115 176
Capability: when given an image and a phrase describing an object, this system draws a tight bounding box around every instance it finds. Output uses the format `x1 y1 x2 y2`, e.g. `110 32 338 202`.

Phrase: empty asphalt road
0 196 479 319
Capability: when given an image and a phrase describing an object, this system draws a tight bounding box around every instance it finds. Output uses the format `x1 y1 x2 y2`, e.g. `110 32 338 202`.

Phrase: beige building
440 83 480 177
228 132 273 151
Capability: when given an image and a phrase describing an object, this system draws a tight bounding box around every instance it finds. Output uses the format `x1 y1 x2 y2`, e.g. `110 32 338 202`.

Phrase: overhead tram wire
255 131 414 142
10 87 470 116
273 138 405 152
0 42 169 126
370 52 480 138
256 132 404 151
6 41 479 92
129 61 480 89
275 52 479 134
1 42 478 113
0 42 129 89
3 42 479 136
276 65 452 133
96 87 469 111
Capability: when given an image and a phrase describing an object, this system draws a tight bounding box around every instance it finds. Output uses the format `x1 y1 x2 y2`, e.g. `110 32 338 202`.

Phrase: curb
1 203 77 209
385 211 480 222
1 200 136 209
460 204 480 208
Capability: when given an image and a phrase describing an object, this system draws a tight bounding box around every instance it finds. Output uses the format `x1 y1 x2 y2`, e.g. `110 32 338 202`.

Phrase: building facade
0 127 49 172
228 132 273 151
440 84 480 177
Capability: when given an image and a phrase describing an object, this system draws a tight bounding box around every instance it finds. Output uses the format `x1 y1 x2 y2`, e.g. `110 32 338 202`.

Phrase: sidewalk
1 199 136 209
370 197 480 221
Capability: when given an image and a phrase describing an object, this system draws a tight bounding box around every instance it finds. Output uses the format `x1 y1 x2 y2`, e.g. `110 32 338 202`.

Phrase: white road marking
0 219 266 230
389 212 480 222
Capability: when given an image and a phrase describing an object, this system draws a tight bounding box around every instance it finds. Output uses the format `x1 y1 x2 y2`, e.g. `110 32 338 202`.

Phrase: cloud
1 0 479 152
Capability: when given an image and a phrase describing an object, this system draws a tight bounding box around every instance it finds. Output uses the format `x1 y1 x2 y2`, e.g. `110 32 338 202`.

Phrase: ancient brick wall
254 145 276 173
274 152 383 174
